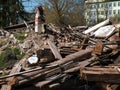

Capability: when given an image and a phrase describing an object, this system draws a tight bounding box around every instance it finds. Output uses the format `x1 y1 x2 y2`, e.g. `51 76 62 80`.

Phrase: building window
113 10 116 14
97 4 100 8
101 4 104 8
106 3 108 8
118 2 120 6
109 10 112 15
94 12 96 15
92 11 96 15
114 2 116 7
92 5 96 9
109 3 112 7
118 10 120 14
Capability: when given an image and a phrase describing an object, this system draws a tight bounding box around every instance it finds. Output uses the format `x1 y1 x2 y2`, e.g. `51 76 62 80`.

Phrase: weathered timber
83 19 110 34
0 49 92 88
80 66 120 83
18 60 77 85
3 21 34 30
16 49 92 86
0 66 50 80
47 40 62 59
80 37 89 49
35 74 65 88
94 41 103 55
65 57 95 73
48 49 93 67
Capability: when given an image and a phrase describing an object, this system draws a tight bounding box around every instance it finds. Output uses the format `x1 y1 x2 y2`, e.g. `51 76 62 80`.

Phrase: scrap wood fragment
47 40 62 59
80 66 120 83
79 37 89 50
94 41 103 55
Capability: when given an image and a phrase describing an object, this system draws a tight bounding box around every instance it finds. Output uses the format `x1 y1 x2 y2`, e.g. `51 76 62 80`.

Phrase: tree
44 0 86 26
0 0 29 28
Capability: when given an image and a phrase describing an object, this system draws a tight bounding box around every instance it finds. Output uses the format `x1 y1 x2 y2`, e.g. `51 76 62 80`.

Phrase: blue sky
22 0 41 12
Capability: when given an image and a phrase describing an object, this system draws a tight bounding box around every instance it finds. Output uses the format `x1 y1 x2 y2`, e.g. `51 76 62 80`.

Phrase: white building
85 0 120 25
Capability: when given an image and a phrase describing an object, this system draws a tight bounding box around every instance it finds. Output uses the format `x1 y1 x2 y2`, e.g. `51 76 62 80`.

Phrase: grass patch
13 47 25 60
14 33 26 42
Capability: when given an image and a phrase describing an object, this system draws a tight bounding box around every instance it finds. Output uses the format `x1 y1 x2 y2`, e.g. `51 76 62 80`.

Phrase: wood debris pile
0 19 120 90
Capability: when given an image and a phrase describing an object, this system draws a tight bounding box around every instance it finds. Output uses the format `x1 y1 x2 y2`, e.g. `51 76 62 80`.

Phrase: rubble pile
0 19 120 90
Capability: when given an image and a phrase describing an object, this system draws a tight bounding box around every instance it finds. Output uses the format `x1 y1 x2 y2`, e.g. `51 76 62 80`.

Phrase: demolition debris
0 19 120 90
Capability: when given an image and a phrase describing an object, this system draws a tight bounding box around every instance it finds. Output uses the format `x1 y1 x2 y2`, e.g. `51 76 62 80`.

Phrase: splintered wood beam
47 40 62 60
80 67 120 84
48 49 93 67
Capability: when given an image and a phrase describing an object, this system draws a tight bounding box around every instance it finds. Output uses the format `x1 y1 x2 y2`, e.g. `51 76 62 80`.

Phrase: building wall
85 0 120 25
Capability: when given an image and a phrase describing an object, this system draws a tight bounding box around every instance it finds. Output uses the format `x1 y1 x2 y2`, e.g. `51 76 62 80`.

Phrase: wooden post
94 41 103 55
35 7 40 33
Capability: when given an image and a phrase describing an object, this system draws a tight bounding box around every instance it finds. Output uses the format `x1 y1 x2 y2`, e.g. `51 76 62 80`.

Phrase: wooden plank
3 21 34 30
65 57 95 73
83 19 110 34
48 49 92 67
47 40 62 60
80 38 89 50
80 67 120 83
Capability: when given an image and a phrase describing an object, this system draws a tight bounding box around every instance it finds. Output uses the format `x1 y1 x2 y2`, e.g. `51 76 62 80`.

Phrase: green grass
0 52 6 68
13 47 25 60
14 33 26 42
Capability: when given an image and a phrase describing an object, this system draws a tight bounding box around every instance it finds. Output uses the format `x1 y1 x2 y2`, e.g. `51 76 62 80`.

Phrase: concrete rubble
0 19 120 90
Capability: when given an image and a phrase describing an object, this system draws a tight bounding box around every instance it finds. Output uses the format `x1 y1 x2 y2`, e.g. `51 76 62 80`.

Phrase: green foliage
0 0 31 27
0 52 6 68
0 47 25 68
